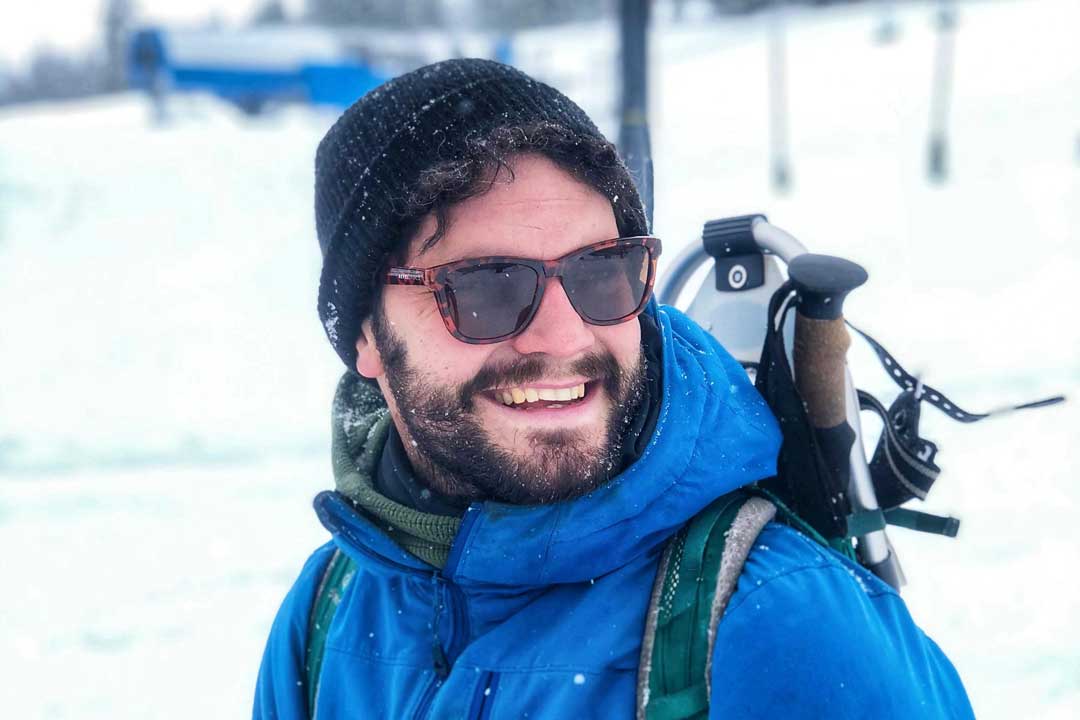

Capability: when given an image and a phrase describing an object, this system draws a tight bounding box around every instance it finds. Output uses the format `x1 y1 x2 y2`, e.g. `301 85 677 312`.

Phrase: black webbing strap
755 282 850 540
848 323 1065 422
845 323 1063 540
858 389 940 508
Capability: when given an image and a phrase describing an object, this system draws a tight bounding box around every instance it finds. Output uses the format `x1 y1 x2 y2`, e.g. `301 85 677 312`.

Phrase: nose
509 278 594 357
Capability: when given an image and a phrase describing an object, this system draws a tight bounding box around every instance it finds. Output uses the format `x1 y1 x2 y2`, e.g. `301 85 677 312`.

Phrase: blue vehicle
128 26 513 114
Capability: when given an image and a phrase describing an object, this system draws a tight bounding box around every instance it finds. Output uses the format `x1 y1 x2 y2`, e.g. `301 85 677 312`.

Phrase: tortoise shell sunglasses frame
383 236 662 344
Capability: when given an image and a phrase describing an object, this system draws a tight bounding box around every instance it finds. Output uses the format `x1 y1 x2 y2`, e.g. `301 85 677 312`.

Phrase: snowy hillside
1 0 1076 717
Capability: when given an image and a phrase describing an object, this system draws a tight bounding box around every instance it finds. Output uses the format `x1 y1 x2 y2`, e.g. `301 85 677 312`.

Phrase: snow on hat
314 58 643 369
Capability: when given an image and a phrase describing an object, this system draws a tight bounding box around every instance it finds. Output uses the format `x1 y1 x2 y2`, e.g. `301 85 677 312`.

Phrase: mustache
458 352 621 407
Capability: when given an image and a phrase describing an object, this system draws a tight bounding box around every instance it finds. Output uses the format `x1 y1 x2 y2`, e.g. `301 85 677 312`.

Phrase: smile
491 382 591 410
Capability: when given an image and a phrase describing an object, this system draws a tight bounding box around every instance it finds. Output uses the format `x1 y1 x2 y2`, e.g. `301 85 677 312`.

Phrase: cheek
384 291 443 340
386 297 492 381
596 319 643 366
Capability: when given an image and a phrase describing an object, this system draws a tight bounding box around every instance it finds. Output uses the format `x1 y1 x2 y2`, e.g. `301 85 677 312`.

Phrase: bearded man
254 59 973 719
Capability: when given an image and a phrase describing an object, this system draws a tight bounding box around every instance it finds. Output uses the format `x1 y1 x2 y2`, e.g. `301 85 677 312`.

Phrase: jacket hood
315 303 781 587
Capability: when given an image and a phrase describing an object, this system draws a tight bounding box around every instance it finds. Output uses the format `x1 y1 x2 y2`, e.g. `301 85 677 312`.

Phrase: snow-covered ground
1 0 1076 717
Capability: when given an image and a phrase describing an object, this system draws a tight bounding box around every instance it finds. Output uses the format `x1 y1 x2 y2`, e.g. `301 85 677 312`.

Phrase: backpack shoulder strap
636 491 777 720
305 548 357 718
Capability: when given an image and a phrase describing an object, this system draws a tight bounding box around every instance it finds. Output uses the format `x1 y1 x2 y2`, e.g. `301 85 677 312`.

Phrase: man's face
356 154 647 505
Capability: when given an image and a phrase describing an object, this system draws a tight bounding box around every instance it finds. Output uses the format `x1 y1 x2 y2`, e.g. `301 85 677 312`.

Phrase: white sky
0 0 307 70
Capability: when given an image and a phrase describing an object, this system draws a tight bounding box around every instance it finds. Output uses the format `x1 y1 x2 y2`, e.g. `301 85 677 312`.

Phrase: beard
371 311 647 505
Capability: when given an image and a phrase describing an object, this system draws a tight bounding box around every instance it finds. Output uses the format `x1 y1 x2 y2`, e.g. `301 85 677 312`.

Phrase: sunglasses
384 236 662 344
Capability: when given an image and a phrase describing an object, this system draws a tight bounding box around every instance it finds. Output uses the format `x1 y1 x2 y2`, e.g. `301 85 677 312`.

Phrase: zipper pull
432 638 450 680
430 573 452 680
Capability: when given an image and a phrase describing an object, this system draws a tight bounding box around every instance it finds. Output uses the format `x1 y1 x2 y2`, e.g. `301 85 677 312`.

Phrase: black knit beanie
314 58 646 369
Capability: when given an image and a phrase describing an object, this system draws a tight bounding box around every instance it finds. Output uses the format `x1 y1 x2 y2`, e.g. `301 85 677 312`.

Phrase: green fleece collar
331 373 461 568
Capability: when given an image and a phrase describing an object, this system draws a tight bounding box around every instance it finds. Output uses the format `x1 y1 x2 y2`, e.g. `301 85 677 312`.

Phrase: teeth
498 383 589 406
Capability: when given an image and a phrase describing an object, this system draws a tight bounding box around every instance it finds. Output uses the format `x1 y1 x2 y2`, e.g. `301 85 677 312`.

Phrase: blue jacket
254 305 974 719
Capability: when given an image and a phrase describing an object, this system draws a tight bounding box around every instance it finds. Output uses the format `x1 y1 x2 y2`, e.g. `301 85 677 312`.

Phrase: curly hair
391 120 648 261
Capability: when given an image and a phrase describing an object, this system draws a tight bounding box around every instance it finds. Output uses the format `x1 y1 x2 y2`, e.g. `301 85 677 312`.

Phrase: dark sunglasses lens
445 262 540 340
563 243 651 322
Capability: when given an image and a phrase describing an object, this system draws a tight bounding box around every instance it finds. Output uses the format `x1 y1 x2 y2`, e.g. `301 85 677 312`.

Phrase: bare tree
252 0 289 25
306 0 447 27
103 0 135 91
475 0 610 30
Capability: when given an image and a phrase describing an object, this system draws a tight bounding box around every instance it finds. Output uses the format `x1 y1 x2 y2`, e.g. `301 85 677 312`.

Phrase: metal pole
875 0 899 45
618 0 654 227
768 1 791 193
928 0 957 182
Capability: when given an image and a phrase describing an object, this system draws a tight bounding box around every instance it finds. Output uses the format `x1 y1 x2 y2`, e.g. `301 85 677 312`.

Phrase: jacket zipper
470 672 499 720
445 582 471 662
416 579 471 719
411 675 441 720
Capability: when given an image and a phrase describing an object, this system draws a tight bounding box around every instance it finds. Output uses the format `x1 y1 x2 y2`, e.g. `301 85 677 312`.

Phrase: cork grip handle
786 253 868 429
794 316 851 428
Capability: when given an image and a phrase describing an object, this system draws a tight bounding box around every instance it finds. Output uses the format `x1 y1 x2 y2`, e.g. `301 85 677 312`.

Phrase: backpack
303 488 823 720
